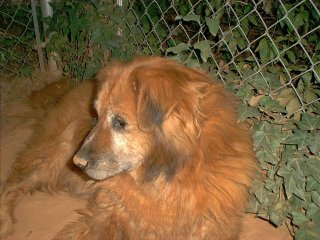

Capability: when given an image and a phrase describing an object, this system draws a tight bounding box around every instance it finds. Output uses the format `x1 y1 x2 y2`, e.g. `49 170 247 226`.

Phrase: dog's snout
73 155 88 169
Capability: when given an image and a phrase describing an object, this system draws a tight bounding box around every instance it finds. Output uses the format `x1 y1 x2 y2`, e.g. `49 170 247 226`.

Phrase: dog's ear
132 84 161 130
134 74 176 131
133 66 208 131
131 62 209 181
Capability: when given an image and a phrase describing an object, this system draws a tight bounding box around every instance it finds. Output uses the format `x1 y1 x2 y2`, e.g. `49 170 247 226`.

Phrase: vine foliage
45 0 133 80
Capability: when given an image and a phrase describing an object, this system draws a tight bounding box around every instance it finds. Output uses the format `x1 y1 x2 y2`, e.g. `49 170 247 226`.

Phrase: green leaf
185 58 200 68
265 178 278 192
309 133 320 154
259 96 286 113
307 202 320 218
269 211 285 227
256 38 269 62
176 13 201 23
293 187 306 201
286 96 301 116
288 156 305 177
281 145 296 160
297 113 320 131
253 130 272 150
223 33 237 55
304 87 319 103
258 156 269 170
249 74 269 93
166 43 190 54
278 166 297 199
312 191 320 207
292 211 309 225
286 50 296 63
205 16 220 36
277 165 292 177
269 202 286 226
253 123 287 151
235 87 253 101
284 174 297 199
302 72 312 84
248 15 258 26
194 40 212 62
256 148 278 165
236 38 247 50
295 223 320 240
257 207 269 219
264 71 283 91
284 129 310 150
292 11 307 30
289 194 308 211
253 182 268 204
306 176 319 191
305 159 320 183
237 103 260 122
20 66 33 77
275 36 288 42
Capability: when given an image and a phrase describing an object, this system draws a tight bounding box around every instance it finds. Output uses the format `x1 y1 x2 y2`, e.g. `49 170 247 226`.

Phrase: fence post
39 0 58 73
31 0 45 73
39 0 53 31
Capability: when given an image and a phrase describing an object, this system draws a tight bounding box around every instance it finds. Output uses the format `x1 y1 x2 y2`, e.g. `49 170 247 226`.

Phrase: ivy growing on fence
44 0 133 80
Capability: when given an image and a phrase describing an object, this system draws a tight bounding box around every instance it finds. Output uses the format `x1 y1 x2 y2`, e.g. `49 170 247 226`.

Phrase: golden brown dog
1 56 256 239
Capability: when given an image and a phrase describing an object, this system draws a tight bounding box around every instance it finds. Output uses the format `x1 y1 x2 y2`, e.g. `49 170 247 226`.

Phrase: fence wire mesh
0 0 41 80
122 0 320 114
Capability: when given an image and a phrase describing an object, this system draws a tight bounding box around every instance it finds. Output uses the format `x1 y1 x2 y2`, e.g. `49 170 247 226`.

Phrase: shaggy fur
0 56 256 240
0 79 96 237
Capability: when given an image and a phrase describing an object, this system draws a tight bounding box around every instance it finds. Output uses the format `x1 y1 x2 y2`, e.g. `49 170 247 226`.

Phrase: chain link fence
1 0 318 114
122 0 320 114
0 0 319 236
0 0 43 81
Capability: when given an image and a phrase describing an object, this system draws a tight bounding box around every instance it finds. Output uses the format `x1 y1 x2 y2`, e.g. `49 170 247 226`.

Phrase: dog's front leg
53 214 129 240
0 118 92 238
53 187 130 240
0 172 42 237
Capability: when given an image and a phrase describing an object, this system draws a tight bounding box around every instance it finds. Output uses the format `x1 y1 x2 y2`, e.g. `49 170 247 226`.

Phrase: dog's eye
111 115 127 131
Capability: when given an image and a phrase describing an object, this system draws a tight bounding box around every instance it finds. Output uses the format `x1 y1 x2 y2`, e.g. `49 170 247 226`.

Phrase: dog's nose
73 155 88 169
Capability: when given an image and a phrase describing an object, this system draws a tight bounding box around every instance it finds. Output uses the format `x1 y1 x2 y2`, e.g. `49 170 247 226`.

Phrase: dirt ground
0 73 293 240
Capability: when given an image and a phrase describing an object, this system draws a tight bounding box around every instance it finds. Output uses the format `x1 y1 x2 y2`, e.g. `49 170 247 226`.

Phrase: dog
0 56 256 239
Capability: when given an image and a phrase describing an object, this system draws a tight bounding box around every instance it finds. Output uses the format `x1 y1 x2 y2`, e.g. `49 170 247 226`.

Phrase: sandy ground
0 74 293 240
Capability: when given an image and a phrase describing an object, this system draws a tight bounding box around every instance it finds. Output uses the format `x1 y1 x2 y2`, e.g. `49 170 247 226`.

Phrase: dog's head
73 56 209 181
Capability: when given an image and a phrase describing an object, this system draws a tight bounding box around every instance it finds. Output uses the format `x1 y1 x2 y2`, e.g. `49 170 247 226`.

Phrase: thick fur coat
0 56 256 240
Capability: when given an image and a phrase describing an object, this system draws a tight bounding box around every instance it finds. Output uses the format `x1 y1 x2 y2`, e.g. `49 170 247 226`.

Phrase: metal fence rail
122 0 320 114
0 0 41 80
